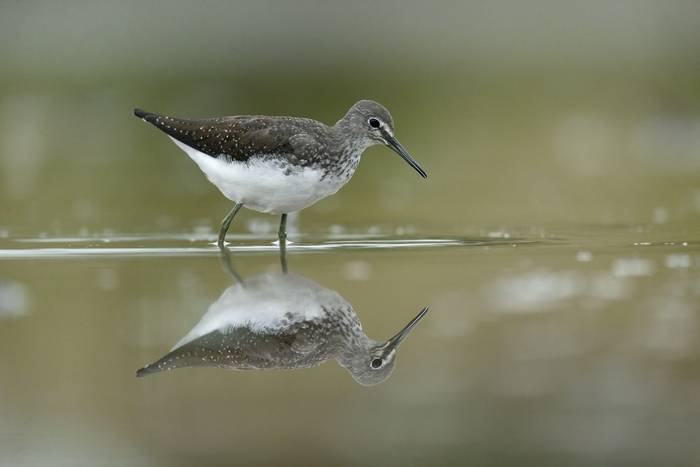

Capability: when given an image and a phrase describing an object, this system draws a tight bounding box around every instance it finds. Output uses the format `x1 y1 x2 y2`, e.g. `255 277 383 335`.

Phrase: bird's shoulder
235 117 329 160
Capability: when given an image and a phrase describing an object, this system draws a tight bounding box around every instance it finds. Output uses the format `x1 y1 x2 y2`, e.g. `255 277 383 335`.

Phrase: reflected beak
383 132 428 179
384 307 429 353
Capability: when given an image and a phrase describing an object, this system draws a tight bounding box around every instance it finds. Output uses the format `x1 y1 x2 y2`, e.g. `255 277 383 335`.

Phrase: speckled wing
136 327 328 377
134 109 325 164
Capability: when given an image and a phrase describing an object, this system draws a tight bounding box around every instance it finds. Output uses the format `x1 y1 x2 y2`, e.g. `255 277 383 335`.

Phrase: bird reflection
137 249 428 386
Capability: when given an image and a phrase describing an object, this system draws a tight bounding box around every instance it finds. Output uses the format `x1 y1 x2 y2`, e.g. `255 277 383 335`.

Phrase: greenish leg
218 202 243 247
278 213 288 241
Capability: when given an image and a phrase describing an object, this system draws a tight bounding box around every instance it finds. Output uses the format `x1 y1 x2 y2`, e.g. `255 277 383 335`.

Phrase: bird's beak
383 132 428 179
384 307 429 353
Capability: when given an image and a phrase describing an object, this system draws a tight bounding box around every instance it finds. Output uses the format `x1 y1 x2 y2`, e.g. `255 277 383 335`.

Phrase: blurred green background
1 2 700 467
1 0 699 235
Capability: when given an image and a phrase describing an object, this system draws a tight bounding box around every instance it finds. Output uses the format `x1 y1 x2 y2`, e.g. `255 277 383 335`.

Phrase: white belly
170 137 347 214
170 272 349 351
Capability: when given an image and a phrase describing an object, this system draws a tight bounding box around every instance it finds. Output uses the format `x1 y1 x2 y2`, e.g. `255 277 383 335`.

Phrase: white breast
169 137 349 214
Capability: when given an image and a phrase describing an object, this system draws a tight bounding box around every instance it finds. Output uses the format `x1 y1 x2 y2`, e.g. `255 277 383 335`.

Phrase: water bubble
576 251 593 262
487 231 511 239
96 269 120 291
665 254 690 269
71 198 97 221
329 224 345 235
246 218 274 234
489 271 584 312
192 224 212 236
612 258 655 277
0 280 29 318
342 261 372 281
367 225 381 235
652 207 668 224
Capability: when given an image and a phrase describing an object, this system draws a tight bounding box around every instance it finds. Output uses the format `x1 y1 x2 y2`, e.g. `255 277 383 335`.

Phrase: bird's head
341 307 429 386
337 100 427 179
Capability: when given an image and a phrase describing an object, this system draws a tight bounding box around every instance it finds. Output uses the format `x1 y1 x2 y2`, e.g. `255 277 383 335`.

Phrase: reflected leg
218 202 243 247
279 213 288 273
218 243 245 284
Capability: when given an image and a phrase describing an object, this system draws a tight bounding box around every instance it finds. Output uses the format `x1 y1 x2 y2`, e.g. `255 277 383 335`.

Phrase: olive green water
2 2 700 466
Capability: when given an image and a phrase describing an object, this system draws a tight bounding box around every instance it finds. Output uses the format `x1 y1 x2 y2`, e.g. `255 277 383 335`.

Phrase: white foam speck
0 280 29 318
192 224 212 235
488 231 511 239
612 258 655 277
665 254 690 269
342 261 372 281
590 272 629 300
576 251 593 262
246 218 275 234
329 224 345 235
95 269 120 291
489 271 584 312
652 207 668 224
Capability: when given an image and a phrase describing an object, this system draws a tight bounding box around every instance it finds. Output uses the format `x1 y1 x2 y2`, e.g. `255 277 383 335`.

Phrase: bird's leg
218 202 243 247
278 213 288 241
278 213 288 274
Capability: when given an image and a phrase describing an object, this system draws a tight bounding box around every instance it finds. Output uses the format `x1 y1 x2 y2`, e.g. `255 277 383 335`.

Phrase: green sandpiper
133 100 427 246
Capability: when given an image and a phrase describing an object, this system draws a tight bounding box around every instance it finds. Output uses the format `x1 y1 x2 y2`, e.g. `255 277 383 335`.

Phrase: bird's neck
335 331 374 368
335 334 374 369
331 123 374 159
326 125 374 180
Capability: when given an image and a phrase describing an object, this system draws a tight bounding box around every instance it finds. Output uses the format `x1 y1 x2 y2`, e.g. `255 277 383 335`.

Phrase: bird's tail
134 108 155 121
135 363 162 378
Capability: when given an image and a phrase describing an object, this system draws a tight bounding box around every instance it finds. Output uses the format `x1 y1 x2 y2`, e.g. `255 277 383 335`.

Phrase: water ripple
0 234 539 259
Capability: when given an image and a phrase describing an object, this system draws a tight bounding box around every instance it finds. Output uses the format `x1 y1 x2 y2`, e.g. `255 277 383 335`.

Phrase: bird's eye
368 117 381 129
370 358 383 369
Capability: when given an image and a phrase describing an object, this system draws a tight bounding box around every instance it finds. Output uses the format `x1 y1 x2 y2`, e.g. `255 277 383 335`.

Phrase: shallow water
1 226 699 466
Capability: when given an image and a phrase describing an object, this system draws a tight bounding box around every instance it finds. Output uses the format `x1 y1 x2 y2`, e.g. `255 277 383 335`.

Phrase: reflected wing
136 327 327 377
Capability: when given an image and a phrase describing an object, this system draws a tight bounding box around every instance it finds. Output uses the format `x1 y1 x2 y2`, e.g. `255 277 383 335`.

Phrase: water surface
1 227 698 466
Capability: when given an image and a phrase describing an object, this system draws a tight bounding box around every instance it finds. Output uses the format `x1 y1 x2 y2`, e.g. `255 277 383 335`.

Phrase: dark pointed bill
384 307 429 353
383 133 428 179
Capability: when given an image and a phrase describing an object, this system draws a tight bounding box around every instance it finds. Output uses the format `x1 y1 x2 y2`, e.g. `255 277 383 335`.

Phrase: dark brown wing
134 108 325 164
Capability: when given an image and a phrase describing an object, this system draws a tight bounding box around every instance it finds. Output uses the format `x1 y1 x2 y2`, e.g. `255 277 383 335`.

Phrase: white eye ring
370 358 383 369
368 117 382 129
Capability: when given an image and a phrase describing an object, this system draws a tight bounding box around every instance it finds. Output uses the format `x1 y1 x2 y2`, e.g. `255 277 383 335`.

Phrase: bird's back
134 109 332 165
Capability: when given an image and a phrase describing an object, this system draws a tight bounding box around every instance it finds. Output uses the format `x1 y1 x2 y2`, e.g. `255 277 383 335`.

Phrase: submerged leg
278 213 288 273
218 202 243 247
